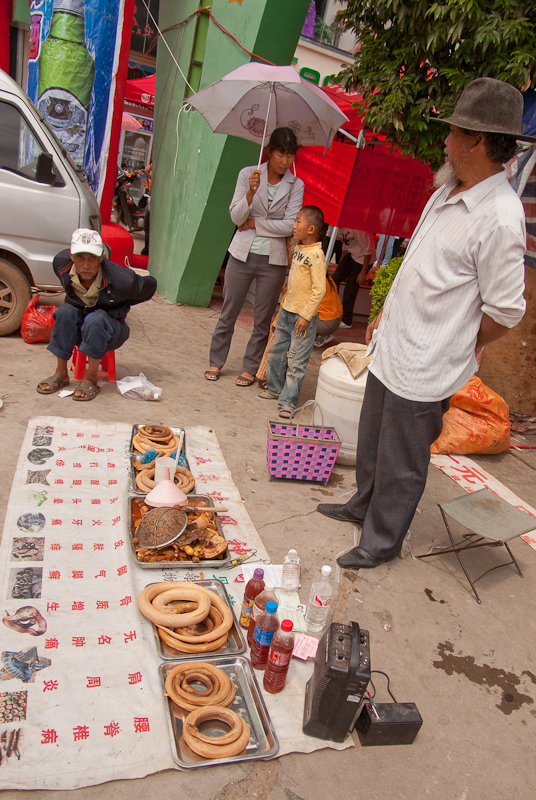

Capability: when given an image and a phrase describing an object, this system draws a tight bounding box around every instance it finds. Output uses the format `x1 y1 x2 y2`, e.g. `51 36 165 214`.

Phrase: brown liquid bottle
247 582 277 647
239 568 264 629
263 620 294 694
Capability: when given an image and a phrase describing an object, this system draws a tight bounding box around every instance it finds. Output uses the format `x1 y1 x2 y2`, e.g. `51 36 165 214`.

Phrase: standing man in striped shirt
317 78 534 569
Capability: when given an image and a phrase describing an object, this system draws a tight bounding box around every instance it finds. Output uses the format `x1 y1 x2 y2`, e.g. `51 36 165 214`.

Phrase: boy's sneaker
314 334 334 348
339 321 352 329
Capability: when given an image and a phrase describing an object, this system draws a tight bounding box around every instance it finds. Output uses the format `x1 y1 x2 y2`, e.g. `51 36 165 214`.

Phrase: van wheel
0 260 32 336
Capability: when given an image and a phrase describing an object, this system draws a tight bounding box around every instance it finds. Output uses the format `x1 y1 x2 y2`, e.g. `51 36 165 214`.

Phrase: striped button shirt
369 171 526 401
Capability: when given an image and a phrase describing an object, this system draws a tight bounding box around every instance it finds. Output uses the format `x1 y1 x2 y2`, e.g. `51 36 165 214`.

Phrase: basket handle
289 400 327 438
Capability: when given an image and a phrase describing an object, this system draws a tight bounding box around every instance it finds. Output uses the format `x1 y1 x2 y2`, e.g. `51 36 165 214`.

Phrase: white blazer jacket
227 162 304 266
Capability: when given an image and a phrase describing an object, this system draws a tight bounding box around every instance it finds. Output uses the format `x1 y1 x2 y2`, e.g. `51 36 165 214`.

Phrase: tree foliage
336 0 536 168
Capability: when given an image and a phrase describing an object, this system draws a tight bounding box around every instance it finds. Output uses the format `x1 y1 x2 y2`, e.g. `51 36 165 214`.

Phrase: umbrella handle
257 83 274 169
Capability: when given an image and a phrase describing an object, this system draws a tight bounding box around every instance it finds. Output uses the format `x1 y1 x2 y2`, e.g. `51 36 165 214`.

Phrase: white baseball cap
70 228 103 257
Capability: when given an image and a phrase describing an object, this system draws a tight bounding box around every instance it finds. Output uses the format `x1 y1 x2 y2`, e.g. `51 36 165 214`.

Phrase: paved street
0 286 535 800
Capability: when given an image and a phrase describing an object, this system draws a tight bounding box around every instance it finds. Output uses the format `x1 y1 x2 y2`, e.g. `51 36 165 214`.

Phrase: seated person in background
314 274 344 347
37 228 157 401
332 228 376 328
259 206 326 418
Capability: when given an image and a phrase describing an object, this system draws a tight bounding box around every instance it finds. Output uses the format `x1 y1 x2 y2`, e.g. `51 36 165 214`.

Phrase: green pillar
149 0 310 306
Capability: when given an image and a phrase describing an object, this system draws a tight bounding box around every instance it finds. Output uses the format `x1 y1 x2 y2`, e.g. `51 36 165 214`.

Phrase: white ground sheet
0 417 350 791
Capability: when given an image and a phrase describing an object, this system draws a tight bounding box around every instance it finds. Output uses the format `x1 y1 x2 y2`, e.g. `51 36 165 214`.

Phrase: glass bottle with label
37 0 95 167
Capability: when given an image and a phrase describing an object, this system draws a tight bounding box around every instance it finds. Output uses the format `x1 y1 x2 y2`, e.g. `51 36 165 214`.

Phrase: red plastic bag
431 376 510 455
20 296 56 344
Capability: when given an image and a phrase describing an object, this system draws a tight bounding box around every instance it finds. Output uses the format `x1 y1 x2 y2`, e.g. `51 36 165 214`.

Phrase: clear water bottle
305 565 333 633
282 549 301 592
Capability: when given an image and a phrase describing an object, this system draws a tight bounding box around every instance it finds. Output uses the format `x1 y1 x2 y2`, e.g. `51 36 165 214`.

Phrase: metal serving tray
129 495 231 570
129 424 192 495
151 579 246 659
160 655 279 768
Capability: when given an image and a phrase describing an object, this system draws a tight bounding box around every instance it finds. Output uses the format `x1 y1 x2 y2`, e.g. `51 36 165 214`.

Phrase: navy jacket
53 251 157 322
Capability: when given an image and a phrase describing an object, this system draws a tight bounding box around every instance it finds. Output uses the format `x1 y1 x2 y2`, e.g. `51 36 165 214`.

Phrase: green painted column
149 0 310 306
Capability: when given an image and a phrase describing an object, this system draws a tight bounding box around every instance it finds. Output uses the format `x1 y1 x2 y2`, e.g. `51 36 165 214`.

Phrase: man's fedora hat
431 77 536 142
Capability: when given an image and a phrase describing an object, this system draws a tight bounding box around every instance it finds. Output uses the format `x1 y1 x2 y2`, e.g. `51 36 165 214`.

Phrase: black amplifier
303 621 370 743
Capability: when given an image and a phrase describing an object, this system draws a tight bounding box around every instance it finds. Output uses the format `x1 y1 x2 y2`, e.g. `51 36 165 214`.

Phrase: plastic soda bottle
305 565 333 633
247 582 277 647
250 601 279 670
37 0 95 168
239 568 265 629
281 549 301 592
263 620 295 694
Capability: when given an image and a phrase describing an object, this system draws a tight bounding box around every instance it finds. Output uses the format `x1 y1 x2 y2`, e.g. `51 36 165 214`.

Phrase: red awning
124 75 155 107
295 141 434 237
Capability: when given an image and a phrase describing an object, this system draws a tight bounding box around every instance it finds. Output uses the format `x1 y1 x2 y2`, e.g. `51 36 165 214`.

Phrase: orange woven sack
431 376 510 455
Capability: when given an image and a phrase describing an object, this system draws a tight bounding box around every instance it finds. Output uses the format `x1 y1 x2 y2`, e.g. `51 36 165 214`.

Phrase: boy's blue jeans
266 309 318 411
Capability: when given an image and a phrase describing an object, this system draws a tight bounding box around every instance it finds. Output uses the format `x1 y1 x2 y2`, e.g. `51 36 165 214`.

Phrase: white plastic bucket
314 358 368 465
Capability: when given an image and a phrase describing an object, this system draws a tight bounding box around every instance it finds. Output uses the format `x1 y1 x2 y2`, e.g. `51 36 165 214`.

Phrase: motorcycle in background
111 169 147 231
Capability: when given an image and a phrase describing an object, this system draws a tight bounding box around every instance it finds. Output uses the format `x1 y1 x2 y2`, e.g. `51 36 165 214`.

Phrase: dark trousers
141 209 150 256
344 372 450 559
209 253 287 375
332 254 364 325
47 305 130 362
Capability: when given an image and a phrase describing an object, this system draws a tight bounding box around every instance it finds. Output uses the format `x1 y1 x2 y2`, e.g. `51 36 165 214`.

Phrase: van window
0 101 47 181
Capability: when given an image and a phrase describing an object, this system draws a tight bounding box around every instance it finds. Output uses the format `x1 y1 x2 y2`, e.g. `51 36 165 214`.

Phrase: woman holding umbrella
205 127 304 386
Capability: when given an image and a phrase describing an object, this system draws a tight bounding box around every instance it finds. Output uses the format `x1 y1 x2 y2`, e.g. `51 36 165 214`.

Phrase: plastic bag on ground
431 376 510 455
21 296 56 343
116 372 162 401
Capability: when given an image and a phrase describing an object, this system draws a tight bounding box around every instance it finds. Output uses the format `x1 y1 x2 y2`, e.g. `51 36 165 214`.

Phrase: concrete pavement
0 284 535 800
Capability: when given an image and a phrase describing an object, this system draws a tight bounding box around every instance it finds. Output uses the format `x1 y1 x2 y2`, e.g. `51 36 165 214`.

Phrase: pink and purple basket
266 403 341 483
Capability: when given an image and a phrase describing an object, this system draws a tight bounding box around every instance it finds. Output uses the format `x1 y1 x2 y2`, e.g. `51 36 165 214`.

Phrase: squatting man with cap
317 77 533 570
37 229 157 400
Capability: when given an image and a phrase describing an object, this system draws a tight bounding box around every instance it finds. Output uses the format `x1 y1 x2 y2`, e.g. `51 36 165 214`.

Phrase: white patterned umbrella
188 63 348 161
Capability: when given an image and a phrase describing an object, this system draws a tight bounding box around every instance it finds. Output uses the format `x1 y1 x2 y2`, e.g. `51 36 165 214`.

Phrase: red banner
296 142 433 238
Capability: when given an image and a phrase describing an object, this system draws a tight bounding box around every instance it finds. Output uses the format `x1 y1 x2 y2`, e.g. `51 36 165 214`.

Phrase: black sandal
204 369 221 382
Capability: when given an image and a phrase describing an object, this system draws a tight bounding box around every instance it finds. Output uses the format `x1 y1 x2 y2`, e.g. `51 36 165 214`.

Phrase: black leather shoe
316 503 363 524
336 546 389 569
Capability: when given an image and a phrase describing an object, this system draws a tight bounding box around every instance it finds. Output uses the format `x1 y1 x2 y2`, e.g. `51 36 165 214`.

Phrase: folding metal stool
416 487 535 603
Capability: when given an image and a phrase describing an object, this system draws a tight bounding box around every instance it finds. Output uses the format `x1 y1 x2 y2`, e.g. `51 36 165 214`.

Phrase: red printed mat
0 417 350 790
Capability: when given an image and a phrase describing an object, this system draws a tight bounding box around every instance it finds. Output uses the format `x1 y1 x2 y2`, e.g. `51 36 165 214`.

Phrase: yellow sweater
282 242 326 321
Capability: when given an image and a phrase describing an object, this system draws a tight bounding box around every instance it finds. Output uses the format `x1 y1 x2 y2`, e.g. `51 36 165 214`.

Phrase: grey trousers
316 317 342 337
209 253 287 375
344 372 450 559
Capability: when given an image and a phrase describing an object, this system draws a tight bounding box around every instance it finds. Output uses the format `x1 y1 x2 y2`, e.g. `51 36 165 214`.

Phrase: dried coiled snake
138 582 211 628
135 465 195 493
182 706 250 759
132 432 181 456
138 425 174 442
138 582 234 653
158 606 228 653
164 662 235 711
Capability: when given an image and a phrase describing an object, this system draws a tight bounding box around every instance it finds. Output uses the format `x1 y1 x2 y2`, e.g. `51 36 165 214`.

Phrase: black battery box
303 621 370 743
355 701 423 746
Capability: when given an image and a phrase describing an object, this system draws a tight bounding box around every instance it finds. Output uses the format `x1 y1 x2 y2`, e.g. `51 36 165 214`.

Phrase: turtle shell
136 506 187 549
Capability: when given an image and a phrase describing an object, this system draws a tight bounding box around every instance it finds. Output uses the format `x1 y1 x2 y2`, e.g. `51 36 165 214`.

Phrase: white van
0 68 101 335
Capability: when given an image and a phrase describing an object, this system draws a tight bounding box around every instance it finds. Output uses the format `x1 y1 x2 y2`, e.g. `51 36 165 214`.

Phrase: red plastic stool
70 347 117 383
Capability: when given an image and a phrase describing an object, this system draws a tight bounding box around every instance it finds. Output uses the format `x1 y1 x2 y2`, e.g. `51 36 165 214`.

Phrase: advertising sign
27 0 125 199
